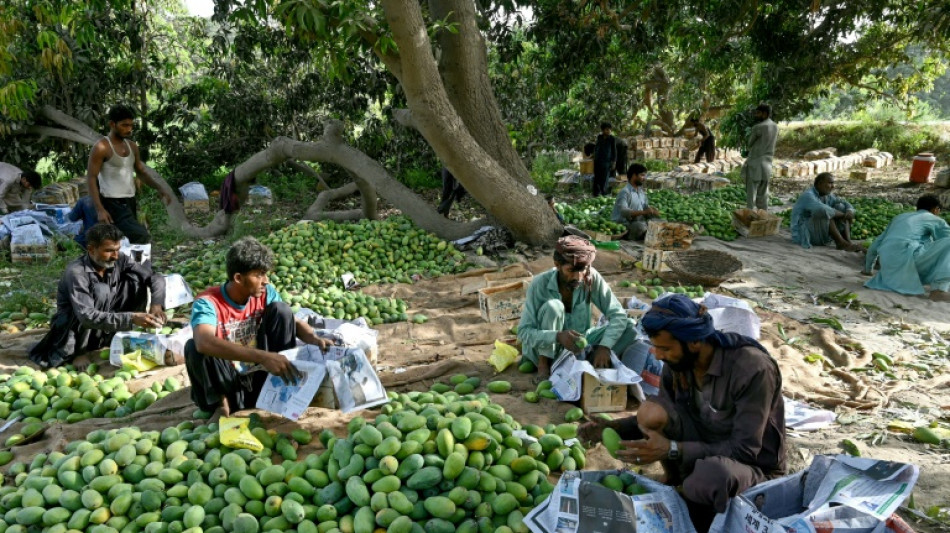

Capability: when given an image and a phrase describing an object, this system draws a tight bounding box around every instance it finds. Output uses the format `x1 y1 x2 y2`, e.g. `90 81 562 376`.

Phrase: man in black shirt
593 122 617 197
29 224 166 369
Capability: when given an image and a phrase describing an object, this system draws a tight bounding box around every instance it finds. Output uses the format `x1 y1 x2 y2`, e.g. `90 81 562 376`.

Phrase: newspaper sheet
710 455 919 533
550 351 642 402
524 470 695 533
702 292 761 339
327 348 389 414
256 359 325 421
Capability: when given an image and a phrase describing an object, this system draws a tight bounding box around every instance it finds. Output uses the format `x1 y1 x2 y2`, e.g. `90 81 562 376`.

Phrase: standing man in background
86 105 169 244
592 122 617 197
741 104 778 210
0 163 41 214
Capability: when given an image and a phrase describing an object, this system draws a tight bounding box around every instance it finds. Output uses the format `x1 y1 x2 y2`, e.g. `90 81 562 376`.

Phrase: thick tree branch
19 126 96 146
40 105 100 141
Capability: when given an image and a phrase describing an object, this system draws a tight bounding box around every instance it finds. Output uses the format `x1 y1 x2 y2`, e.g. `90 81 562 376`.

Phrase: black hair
583 143 596 157
600 122 612 131
21 170 41 190
917 194 942 212
627 163 648 179
545 194 555 203
108 105 135 124
756 103 772 117
814 172 834 187
226 237 275 280
86 224 124 248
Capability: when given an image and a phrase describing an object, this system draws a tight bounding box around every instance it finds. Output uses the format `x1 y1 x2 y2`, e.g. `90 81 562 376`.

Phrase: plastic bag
219 417 263 452
179 182 209 201
248 185 273 206
489 340 519 372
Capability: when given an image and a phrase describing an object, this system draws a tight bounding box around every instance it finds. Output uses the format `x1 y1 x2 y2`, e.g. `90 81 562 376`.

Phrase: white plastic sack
179 182 209 201
702 293 761 339
163 274 194 309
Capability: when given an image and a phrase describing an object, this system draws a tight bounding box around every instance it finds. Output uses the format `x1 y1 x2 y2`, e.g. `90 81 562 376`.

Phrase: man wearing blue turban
578 294 786 532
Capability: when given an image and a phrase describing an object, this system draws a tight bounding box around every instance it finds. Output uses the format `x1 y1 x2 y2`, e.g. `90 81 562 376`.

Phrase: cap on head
554 235 596 268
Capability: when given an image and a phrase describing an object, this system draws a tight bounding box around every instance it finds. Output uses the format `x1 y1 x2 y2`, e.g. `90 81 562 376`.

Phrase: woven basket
665 250 742 286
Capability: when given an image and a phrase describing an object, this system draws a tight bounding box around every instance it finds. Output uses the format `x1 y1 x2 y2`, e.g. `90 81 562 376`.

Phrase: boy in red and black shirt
186 237 330 416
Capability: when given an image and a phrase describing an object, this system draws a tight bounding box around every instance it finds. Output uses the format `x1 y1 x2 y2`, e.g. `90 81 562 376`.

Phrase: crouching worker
517 236 644 379
577 295 786 533
29 224 167 370
186 237 332 417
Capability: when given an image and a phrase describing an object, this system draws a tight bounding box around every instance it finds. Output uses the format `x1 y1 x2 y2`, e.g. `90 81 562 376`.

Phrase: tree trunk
380 0 562 246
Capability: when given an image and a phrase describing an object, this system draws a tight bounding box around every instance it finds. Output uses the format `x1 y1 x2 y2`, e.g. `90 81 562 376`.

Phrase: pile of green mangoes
0 304 55 334
0 387 585 533
0 366 181 437
555 197 626 236
651 185 784 241
598 472 648 496
177 217 469 324
617 278 705 299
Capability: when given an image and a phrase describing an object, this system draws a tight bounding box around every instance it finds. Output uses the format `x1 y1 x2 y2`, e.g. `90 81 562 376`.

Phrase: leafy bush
400 167 441 191
779 120 950 159
640 159 675 172
531 151 573 192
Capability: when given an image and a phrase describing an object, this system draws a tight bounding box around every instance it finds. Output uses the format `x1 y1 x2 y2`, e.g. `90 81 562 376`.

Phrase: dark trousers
29 275 148 368
615 411 771 533
101 196 150 244
694 136 716 163
592 164 612 197
185 302 297 412
437 169 466 215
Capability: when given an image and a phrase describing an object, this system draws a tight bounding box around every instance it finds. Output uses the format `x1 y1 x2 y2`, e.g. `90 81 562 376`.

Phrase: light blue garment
611 184 649 223
517 267 635 364
790 186 855 248
865 210 950 295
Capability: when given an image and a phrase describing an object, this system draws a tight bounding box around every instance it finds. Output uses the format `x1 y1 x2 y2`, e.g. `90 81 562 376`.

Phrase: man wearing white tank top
86 105 170 243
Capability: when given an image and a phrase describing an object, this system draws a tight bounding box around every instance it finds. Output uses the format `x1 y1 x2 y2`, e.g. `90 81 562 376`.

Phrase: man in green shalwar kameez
517 236 641 378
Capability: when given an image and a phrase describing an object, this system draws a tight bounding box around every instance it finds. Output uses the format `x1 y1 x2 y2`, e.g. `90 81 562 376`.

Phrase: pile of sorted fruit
0 386 587 533
0 301 55 334
650 186 781 241
617 278 705 299
0 366 181 436
554 198 627 236
179 217 468 324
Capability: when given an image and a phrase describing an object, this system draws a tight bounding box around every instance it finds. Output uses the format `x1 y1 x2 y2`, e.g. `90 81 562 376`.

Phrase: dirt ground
1 157 949 530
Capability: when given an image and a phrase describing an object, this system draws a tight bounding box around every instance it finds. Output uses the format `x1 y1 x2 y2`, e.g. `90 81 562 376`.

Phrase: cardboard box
460 265 532 295
478 280 530 323
580 373 627 414
644 220 694 250
849 169 873 182
641 247 672 272
732 209 781 237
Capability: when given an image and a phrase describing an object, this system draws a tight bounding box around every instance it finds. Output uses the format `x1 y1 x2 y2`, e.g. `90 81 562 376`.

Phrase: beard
90 256 116 269
666 341 699 373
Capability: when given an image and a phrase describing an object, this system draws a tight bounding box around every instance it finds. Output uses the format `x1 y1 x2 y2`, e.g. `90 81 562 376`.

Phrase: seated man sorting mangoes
30 224 166 370
517 236 644 378
577 295 786 533
789 172 862 252
185 237 332 417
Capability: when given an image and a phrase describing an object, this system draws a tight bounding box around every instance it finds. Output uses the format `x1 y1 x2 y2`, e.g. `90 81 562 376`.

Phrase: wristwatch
668 440 680 461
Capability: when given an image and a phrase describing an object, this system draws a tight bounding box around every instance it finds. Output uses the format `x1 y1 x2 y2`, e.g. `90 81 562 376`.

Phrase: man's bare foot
930 290 950 302
536 357 551 379
71 354 92 372
836 242 864 253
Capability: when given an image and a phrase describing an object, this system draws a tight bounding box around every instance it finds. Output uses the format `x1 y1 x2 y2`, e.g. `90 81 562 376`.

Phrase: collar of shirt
707 345 725 377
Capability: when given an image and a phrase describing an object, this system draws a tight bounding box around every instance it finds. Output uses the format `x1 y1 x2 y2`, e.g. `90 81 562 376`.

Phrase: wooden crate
641 247 672 272
850 169 873 182
580 373 627 414
579 159 594 174
478 280 530 323
11 240 55 264
644 220 694 250
732 209 781 237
